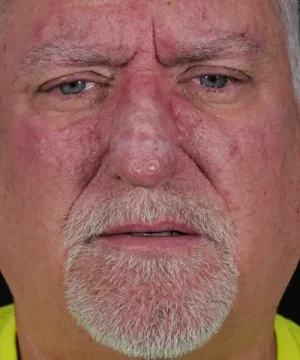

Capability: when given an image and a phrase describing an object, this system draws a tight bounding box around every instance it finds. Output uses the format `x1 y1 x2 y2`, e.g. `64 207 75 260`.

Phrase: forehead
8 0 278 56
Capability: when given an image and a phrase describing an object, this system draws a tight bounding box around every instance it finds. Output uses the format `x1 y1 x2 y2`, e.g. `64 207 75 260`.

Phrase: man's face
0 0 300 359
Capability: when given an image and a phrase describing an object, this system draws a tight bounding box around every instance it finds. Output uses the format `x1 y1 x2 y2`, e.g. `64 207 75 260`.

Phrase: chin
64 240 239 360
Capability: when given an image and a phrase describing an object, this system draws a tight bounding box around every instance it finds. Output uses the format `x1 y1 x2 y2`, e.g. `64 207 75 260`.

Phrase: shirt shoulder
0 306 299 360
275 314 300 360
0 304 18 360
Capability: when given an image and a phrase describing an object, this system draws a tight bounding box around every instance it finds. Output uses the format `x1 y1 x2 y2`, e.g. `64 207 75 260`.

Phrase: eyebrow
18 42 133 75
157 34 266 67
18 33 265 77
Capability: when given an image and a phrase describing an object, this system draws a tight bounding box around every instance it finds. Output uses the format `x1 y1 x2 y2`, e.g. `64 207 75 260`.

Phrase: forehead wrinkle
156 33 267 67
18 42 135 76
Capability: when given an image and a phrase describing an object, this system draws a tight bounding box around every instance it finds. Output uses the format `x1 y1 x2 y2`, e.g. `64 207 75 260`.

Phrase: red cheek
13 115 107 191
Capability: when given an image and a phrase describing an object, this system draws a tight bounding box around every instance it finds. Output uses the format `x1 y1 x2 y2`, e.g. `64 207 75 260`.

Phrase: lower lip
93 234 203 250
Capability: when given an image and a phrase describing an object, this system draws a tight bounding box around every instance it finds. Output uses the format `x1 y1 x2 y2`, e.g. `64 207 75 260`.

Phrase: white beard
63 188 239 359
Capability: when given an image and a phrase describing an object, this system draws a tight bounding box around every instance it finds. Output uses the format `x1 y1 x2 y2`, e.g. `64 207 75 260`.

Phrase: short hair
277 0 300 99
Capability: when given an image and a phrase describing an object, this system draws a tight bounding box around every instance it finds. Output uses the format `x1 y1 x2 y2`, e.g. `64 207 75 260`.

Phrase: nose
109 98 177 188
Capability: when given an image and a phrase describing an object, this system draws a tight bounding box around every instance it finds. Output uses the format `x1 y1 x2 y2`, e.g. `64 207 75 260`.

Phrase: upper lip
101 220 198 236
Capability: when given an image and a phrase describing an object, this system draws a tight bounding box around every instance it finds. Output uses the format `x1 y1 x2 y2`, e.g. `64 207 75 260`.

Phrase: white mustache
63 187 236 252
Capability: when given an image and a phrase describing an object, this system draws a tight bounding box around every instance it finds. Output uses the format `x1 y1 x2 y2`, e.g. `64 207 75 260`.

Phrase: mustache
62 186 236 251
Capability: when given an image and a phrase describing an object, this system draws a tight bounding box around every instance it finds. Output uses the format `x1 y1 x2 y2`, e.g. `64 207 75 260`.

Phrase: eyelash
41 80 98 96
36 68 248 115
192 75 242 92
38 70 112 96
36 76 111 112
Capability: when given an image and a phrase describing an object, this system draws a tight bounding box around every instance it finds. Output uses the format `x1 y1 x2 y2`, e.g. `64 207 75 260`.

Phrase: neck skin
15 324 278 360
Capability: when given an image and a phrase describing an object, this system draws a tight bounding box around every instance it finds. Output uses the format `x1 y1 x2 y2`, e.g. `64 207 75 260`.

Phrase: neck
16 328 277 360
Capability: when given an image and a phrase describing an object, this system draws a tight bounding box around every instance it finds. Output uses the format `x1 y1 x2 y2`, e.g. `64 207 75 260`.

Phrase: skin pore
0 0 300 359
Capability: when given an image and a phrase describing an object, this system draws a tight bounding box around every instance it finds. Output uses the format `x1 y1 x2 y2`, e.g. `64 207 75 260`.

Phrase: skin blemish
2 2 300 360
230 143 240 157
201 7 208 22
33 19 49 42
109 104 177 186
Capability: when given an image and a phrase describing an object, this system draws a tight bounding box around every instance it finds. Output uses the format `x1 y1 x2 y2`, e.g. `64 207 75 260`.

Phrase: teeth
130 231 182 237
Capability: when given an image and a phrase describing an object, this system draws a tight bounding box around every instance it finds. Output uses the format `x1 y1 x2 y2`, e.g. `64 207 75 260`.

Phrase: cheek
171 94 289 203
7 114 110 226
170 96 296 264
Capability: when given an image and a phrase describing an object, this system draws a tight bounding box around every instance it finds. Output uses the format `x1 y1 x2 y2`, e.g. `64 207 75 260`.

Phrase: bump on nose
108 85 178 188
110 133 177 188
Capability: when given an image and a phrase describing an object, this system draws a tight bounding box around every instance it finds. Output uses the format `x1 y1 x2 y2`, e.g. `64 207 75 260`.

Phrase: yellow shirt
0 304 299 359
0 304 17 360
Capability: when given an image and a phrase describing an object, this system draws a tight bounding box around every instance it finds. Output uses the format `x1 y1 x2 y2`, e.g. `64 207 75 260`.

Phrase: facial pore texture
64 187 238 359
0 0 8 34
0 1 299 360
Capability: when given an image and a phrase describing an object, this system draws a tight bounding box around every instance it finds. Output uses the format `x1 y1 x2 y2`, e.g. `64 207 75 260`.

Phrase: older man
0 0 300 359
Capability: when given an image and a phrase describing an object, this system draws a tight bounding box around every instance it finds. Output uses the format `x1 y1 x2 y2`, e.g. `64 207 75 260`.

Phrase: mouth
101 220 198 236
93 221 202 250
122 231 187 237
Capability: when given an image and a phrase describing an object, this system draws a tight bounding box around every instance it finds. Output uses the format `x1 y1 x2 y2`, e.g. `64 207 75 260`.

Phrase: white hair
63 187 238 359
277 0 300 98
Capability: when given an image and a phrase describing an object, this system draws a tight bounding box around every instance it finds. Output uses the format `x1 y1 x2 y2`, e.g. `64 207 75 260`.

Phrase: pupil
60 81 85 95
201 75 227 88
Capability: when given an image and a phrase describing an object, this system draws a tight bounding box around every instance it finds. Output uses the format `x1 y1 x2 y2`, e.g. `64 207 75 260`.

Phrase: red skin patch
1 1 300 359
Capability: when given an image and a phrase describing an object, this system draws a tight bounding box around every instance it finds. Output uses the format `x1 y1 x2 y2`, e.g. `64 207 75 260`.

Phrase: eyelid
179 65 250 83
39 71 111 93
194 75 242 86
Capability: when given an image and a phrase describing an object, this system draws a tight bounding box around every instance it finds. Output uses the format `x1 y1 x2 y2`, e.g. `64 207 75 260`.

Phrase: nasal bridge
107 77 178 188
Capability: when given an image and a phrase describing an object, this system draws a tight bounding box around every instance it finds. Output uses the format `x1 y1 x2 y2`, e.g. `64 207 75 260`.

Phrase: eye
195 75 230 89
36 73 112 113
54 81 95 95
179 66 252 108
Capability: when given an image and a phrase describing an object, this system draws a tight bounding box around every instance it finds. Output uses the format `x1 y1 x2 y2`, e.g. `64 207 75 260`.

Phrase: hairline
272 0 300 99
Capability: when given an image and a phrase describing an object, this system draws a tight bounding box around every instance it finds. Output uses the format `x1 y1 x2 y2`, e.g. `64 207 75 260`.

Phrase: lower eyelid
191 77 241 90
40 80 97 93
58 81 95 91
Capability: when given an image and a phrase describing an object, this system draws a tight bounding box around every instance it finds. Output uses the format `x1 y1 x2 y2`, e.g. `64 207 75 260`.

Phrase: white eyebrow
157 33 266 67
18 42 134 75
17 32 266 78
